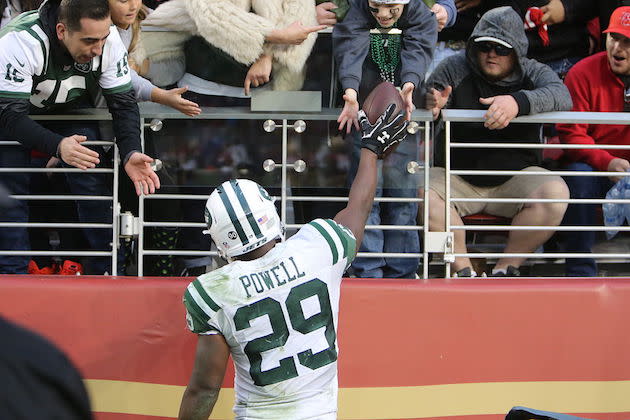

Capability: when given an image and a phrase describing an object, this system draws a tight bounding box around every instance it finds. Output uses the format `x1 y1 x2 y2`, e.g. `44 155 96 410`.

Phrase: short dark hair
58 0 110 31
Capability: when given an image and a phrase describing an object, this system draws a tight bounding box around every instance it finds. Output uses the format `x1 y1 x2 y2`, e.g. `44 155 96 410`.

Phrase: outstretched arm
334 105 408 248
178 334 230 420
333 149 377 250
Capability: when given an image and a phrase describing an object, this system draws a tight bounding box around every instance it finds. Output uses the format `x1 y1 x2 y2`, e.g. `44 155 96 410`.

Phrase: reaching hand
431 3 448 31
124 152 161 196
425 85 452 120
479 95 519 130
608 158 630 183
337 89 360 134
316 2 337 26
270 21 327 45
244 54 272 95
153 86 201 116
400 82 415 121
58 135 101 170
359 103 409 159
541 0 565 25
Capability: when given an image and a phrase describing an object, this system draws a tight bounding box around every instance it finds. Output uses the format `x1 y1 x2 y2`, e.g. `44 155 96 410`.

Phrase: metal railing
436 109 630 277
137 105 433 276
0 136 120 274
2 106 630 278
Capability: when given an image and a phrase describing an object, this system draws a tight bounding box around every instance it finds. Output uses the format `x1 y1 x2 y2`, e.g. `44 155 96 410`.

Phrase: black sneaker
492 265 521 277
453 267 487 277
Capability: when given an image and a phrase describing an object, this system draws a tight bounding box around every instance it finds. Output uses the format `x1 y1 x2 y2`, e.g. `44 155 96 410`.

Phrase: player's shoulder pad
306 218 356 266
184 276 221 314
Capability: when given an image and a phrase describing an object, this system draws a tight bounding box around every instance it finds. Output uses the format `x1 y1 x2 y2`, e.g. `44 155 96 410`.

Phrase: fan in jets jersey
0 0 160 275
0 10 132 110
0 0 141 162
178 105 409 420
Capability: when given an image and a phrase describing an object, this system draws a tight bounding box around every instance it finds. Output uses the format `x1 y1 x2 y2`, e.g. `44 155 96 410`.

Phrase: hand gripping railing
438 110 630 277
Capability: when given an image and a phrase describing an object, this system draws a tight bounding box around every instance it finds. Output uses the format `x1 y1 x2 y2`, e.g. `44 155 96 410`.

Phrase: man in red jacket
557 6 630 276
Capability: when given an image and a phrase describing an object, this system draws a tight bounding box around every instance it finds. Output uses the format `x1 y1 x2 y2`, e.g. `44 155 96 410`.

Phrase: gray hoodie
426 6 572 187
430 6 572 116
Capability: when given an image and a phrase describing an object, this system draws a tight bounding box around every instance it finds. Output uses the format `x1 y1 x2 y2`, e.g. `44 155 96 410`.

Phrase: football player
178 105 408 420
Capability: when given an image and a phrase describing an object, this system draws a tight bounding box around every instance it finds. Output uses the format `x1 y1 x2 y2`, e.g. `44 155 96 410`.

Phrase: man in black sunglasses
423 6 572 277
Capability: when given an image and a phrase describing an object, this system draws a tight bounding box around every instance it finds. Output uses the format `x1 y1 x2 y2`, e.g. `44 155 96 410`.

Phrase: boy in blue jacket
333 0 440 278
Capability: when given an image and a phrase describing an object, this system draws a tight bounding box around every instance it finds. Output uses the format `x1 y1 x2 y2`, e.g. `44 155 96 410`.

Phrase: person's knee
529 179 570 223
419 189 450 227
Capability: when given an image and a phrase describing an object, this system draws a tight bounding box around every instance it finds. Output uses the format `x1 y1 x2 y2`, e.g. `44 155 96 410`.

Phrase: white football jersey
184 218 356 420
0 11 132 110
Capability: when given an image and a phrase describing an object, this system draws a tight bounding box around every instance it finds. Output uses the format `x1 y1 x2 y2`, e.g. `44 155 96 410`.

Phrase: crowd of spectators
0 0 629 277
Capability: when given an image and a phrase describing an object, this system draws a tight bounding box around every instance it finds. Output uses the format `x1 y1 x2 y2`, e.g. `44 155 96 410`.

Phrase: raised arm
334 105 409 248
178 334 230 420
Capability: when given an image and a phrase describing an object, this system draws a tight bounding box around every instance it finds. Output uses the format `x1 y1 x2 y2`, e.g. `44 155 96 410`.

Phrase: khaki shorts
428 166 563 218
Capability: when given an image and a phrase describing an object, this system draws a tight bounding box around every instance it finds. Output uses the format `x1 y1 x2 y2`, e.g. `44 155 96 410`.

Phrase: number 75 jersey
0 11 132 111
184 218 356 420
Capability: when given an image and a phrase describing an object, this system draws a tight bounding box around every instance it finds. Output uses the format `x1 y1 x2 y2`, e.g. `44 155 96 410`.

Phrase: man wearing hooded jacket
424 6 572 277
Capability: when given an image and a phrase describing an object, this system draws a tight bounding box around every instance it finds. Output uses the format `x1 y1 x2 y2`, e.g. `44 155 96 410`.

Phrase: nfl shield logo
74 62 91 73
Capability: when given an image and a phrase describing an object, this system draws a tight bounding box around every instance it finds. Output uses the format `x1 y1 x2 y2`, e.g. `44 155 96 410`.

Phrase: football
361 81 405 124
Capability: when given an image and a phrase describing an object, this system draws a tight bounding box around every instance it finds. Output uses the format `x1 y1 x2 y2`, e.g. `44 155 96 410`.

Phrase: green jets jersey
184 219 356 420
0 11 132 111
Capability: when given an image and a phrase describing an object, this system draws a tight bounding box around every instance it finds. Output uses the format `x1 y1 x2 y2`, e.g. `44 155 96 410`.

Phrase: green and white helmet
203 179 284 259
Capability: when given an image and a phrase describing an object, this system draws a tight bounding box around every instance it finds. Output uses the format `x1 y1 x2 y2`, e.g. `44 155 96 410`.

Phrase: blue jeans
545 56 582 79
349 130 420 278
561 162 612 276
0 123 117 274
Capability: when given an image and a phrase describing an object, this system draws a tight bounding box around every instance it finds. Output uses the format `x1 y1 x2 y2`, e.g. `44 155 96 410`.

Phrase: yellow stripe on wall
85 380 233 419
85 379 630 419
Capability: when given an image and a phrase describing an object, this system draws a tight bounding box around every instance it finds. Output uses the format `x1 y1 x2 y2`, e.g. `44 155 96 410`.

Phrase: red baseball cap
604 6 630 38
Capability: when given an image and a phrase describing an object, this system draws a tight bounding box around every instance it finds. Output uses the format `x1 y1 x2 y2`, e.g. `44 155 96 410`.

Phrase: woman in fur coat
142 0 326 95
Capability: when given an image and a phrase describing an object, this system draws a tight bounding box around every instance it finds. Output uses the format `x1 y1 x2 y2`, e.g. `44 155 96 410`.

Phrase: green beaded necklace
369 25 401 84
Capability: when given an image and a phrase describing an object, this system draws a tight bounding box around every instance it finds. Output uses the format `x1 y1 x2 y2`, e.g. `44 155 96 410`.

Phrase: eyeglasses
475 41 513 56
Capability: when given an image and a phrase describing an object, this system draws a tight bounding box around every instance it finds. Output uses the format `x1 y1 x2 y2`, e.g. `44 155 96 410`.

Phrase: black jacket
0 316 93 419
